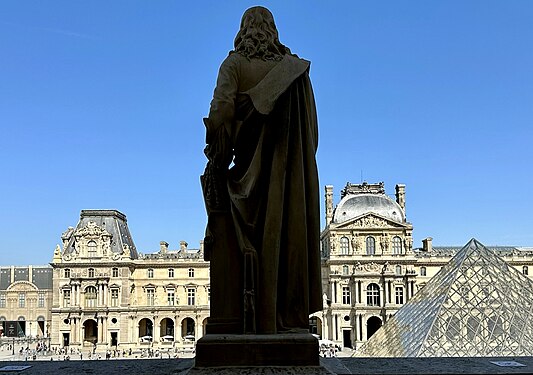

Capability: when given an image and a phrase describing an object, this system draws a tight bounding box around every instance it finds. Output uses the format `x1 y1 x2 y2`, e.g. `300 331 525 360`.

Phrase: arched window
466 316 480 340
523 266 528 275
340 237 349 255
446 316 461 340
88 268 95 278
85 286 97 307
366 237 375 255
147 268 154 278
112 268 119 278
392 236 402 255
420 267 426 276
366 283 380 306
87 241 97 257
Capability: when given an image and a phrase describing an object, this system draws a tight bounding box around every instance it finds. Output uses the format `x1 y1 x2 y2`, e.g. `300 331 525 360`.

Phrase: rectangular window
0 293 6 308
147 289 155 306
19 293 26 308
188 268 194 278
187 288 195 306
38 292 45 308
342 286 351 305
111 289 119 307
167 290 175 306
112 268 119 278
395 287 404 305
168 269 174 278
63 290 71 307
64 269 70 278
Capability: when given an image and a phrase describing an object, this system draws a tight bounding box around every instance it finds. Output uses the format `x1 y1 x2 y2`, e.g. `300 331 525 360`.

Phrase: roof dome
333 193 405 224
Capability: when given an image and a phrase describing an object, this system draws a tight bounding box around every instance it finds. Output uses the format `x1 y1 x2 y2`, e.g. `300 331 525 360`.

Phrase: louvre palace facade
48 209 210 352
2 185 533 355
319 182 533 350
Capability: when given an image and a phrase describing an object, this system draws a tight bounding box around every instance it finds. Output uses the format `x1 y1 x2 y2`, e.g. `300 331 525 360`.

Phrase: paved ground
2 346 533 374
1 356 533 374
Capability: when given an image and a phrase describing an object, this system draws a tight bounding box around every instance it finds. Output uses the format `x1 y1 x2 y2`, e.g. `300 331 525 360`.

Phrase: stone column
70 318 75 344
383 282 388 307
361 315 367 342
154 317 160 343
74 318 78 343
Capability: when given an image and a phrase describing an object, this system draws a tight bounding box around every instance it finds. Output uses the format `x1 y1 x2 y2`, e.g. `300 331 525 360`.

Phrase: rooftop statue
201 6 322 335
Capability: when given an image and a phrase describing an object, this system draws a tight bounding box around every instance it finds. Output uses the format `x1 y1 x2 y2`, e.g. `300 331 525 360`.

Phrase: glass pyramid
356 239 533 357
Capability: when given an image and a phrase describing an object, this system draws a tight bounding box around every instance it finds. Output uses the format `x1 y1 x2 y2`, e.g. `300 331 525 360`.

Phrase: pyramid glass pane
356 239 533 357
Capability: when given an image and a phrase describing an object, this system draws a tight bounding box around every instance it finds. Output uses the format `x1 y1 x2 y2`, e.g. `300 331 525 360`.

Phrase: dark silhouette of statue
201 6 322 335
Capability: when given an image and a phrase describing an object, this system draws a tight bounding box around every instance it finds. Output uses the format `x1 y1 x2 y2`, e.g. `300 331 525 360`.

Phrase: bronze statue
202 6 322 335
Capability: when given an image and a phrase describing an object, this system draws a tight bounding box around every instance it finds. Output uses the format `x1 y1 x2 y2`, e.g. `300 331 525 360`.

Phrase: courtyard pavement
2 346 533 374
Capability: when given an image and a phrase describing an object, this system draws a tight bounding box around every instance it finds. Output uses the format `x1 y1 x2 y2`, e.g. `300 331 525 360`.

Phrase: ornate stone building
50 210 209 352
0 266 53 338
320 181 533 351
320 182 416 349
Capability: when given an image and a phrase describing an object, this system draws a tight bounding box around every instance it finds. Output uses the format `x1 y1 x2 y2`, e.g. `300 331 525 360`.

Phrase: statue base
194 333 320 368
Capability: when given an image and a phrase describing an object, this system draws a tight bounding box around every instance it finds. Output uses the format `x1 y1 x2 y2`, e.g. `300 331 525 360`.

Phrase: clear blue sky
1 1 533 265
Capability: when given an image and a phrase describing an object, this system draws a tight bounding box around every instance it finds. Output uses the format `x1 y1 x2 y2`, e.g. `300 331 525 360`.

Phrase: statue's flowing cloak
206 52 322 333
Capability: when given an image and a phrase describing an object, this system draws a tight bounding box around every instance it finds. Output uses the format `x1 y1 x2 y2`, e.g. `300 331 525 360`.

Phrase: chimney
325 185 334 224
422 237 433 252
199 240 204 254
180 240 188 251
395 184 406 213
160 241 169 254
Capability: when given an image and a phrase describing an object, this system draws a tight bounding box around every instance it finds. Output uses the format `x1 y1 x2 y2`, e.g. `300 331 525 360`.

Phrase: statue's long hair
233 6 291 61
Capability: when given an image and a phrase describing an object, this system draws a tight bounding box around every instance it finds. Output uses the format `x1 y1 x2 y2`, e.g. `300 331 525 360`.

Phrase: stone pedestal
194 333 320 368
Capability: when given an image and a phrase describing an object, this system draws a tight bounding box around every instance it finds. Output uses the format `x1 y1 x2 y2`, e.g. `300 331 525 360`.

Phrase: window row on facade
0 292 46 308
337 235 405 256
61 286 209 308
63 267 197 279
336 283 405 307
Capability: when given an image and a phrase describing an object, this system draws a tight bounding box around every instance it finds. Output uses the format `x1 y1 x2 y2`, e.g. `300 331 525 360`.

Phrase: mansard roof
62 209 138 259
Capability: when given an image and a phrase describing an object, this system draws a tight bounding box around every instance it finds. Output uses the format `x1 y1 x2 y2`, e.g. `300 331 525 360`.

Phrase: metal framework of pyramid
356 239 533 357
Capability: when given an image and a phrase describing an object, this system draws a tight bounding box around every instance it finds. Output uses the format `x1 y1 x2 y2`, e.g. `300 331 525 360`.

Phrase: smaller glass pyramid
356 239 533 357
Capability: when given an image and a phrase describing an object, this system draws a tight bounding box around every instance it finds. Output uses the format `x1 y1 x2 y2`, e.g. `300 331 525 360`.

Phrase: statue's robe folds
205 52 322 334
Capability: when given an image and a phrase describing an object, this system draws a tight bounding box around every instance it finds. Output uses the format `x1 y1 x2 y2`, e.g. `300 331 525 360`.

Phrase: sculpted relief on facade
348 215 395 229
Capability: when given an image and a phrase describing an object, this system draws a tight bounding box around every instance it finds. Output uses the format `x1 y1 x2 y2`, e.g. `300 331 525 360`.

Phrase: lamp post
12 337 15 356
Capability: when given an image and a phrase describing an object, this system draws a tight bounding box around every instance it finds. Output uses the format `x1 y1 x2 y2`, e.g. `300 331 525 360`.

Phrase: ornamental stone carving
380 234 390 252
404 237 413 252
350 215 390 229
356 262 381 273
330 233 337 252
74 221 112 239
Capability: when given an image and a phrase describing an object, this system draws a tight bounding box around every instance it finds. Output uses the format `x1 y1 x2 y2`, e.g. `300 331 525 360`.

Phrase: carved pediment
7 281 38 292
336 213 405 230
